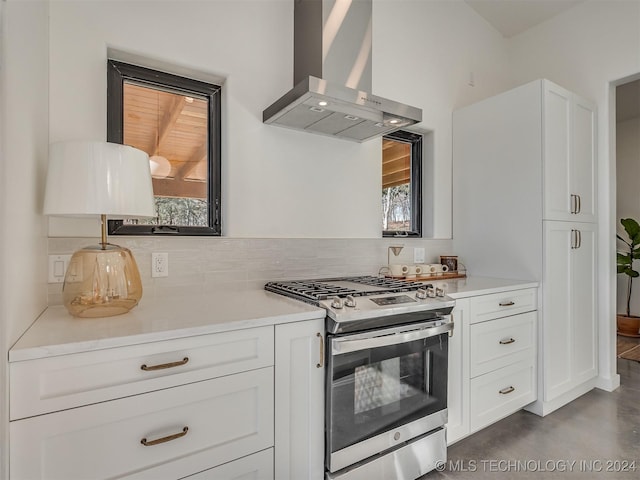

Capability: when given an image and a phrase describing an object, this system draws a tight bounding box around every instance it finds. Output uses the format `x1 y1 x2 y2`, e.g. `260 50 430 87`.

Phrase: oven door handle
331 321 453 355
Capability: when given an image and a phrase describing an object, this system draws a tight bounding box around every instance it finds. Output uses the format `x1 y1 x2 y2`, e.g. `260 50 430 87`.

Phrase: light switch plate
413 248 425 264
48 254 72 283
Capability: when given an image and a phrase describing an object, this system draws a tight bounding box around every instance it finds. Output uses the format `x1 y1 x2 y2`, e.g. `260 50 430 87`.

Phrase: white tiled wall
48 237 454 305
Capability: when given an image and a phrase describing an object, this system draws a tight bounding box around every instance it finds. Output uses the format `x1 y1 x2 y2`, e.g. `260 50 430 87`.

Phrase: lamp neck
100 214 108 249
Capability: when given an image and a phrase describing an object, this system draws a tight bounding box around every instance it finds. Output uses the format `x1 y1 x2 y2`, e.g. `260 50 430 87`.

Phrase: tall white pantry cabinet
453 79 597 416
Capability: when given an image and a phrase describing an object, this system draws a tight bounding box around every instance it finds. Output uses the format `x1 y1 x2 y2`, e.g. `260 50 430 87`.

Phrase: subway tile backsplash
48 237 454 305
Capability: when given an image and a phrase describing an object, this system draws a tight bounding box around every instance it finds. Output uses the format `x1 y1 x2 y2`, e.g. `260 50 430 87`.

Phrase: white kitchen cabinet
10 368 274 480
446 298 469 445
467 290 537 433
543 82 597 223
10 326 274 420
445 285 537 444
274 318 325 480
543 221 597 402
453 79 598 416
9 327 276 480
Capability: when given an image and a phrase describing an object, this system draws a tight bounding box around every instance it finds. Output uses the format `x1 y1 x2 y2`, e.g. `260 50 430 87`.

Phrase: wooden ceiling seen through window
123 83 208 199
382 138 411 189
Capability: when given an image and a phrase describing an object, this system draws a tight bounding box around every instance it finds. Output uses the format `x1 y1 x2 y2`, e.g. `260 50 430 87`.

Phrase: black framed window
107 60 221 235
382 130 422 237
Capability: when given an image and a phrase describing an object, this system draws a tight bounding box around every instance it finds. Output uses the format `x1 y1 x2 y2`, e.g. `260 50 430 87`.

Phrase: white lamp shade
44 141 156 217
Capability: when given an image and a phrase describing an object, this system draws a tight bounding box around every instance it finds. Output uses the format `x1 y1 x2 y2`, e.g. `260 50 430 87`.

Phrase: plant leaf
621 218 640 242
618 253 632 265
631 269 640 278
618 265 627 274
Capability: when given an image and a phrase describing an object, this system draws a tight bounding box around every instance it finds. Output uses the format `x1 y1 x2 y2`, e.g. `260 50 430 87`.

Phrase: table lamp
44 141 156 318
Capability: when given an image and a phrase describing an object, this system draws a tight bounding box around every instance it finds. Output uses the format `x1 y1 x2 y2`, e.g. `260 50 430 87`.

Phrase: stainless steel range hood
263 0 422 142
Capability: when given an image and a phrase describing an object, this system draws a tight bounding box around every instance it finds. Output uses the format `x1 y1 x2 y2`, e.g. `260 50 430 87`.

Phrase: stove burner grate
265 276 430 303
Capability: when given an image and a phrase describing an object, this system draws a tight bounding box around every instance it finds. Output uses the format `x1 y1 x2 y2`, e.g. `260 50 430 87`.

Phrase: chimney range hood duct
263 0 422 142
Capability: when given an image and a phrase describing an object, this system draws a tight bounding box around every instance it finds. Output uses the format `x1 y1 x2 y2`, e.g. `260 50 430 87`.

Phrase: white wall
374 0 512 237
48 0 511 240
0 0 50 475
616 117 640 315
508 0 640 390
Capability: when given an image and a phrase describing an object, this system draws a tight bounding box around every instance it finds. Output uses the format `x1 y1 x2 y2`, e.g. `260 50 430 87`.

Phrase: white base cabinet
274 319 325 480
446 299 469 445
446 286 537 445
9 320 326 480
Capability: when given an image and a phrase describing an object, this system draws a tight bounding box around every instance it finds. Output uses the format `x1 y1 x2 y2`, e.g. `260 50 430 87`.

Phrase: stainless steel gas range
265 276 455 480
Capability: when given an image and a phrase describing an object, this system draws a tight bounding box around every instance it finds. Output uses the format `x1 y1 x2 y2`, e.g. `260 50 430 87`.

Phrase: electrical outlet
48 254 72 283
152 252 169 278
414 248 425 264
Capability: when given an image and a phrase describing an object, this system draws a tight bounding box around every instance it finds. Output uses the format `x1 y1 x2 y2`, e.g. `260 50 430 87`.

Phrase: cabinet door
447 299 470 445
571 97 597 223
543 82 572 221
275 319 325 480
543 221 598 402
543 221 573 400
571 223 597 384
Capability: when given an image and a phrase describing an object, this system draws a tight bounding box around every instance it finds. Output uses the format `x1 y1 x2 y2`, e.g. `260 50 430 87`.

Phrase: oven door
326 319 452 473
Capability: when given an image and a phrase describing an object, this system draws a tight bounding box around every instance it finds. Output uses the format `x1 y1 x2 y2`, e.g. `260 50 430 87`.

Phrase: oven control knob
416 288 428 299
426 287 436 298
331 296 344 309
436 287 445 297
345 295 357 308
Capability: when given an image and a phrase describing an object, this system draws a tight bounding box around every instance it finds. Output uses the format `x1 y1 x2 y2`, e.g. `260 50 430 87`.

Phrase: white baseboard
596 373 620 392
524 379 597 417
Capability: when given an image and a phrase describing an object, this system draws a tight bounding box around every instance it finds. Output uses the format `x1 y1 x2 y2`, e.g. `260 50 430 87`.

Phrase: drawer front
10 326 274 420
470 360 536 433
180 448 273 480
10 367 274 480
469 288 537 324
470 311 536 378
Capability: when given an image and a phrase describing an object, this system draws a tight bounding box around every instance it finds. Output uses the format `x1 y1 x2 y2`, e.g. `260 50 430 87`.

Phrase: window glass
107 60 221 235
382 131 422 236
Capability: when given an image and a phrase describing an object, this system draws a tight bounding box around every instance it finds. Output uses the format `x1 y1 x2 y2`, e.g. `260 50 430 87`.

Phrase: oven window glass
328 332 447 453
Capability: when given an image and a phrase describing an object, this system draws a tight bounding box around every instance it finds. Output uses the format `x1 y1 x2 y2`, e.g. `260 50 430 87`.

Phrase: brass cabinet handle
577 229 582 249
499 338 516 345
570 194 575 214
498 301 515 307
316 332 324 368
499 386 515 395
577 194 581 214
141 426 188 446
571 229 577 249
141 357 189 371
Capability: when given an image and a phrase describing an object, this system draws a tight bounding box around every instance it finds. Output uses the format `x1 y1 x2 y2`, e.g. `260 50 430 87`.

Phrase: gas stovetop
265 276 426 303
265 276 455 333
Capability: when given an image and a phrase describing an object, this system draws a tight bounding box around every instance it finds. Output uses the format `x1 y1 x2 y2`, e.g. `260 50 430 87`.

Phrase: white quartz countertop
10 276 537 362
10 289 324 362
428 276 538 299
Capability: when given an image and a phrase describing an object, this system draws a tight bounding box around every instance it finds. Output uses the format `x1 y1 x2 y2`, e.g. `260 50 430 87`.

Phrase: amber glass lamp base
63 244 143 318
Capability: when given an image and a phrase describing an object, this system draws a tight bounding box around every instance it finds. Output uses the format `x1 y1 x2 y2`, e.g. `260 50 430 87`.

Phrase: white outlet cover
48 254 72 283
152 252 169 278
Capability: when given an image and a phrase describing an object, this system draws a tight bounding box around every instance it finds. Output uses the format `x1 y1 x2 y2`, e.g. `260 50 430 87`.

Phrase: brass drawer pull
141 357 189 371
499 338 516 345
141 426 189 446
499 301 515 307
499 386 515 395
317 332 324 368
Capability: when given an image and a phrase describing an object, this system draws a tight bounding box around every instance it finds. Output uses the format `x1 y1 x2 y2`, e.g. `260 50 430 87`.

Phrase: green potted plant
616 217 640 337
